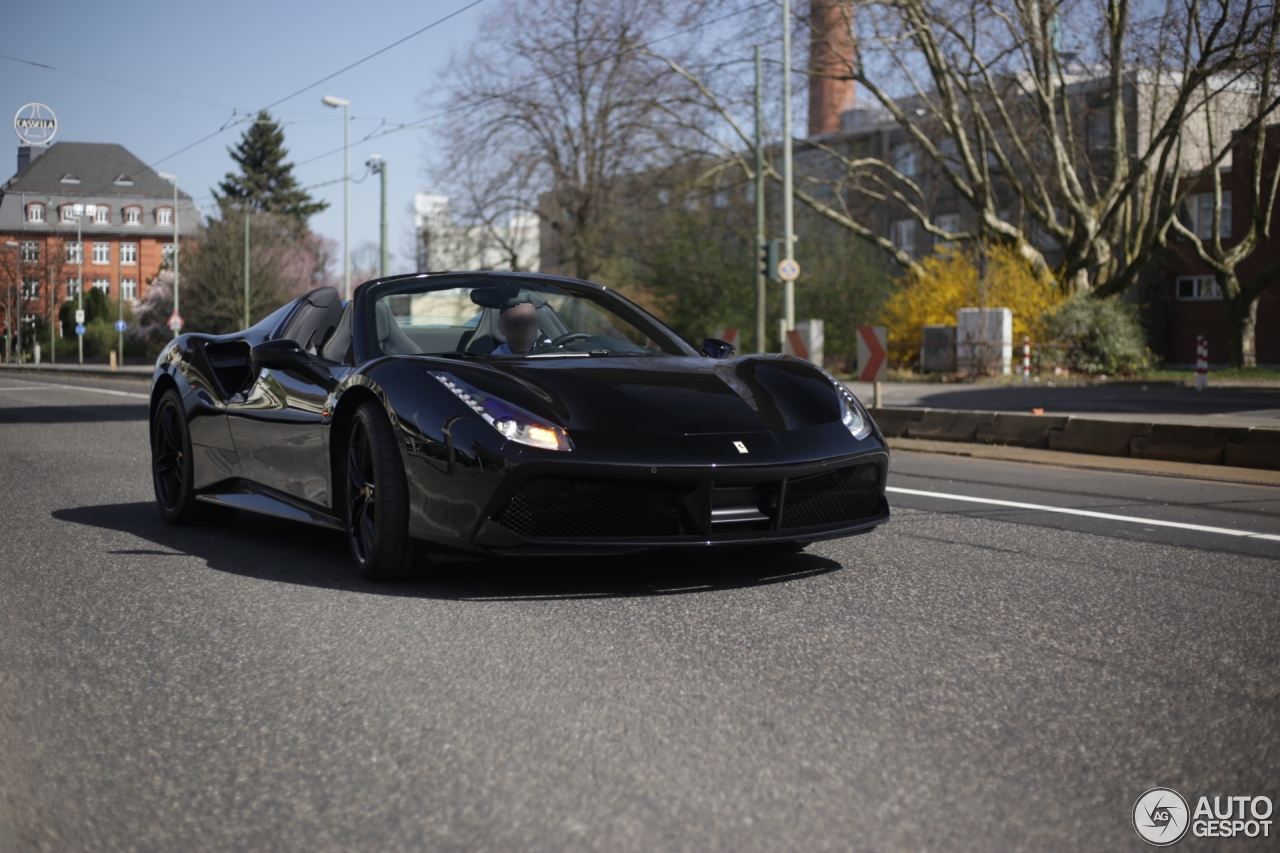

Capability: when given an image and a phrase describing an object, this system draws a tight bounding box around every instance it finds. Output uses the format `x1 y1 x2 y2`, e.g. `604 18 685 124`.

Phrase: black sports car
150 272 889 579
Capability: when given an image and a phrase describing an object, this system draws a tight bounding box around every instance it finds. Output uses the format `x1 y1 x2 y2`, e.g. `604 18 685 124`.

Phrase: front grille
781 463 881 530
498 479 682 539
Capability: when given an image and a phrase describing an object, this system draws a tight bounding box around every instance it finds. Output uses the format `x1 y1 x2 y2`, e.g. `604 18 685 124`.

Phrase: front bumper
468 448 890 555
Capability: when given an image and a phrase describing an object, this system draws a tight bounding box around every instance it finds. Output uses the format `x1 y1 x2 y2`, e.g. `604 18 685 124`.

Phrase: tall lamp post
72 204 92 365
367 155 387 278
3 241 17 364
157 173 180 337
322 95 351 300
782 0 796 334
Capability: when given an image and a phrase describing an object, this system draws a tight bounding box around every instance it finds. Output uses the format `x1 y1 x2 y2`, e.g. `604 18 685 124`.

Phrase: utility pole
116 234 123 363
3 241 17 364
76 210 84 364
782 0 796 332
158 173 180 336
754 46 767 355
322 95 352 300
243 213 251 330
368 156 387 279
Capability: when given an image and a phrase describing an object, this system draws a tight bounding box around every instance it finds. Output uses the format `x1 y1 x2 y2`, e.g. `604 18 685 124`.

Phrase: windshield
364 277 696 359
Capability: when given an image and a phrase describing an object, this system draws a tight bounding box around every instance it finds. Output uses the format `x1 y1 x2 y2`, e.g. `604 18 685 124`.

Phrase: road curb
873 406 1280 471
0 364 151 380
887 437 1280 486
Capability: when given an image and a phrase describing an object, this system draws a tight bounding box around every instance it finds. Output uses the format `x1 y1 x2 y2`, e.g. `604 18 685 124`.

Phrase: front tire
151 389 236 525
345 400 417 581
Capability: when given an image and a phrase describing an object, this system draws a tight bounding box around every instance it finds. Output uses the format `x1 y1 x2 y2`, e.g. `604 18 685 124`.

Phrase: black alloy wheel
345 401 417 581
152 389 235 525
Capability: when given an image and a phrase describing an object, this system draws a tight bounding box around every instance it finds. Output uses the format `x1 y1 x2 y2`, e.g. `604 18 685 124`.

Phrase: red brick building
1156 126 1280 367
0 141 198 354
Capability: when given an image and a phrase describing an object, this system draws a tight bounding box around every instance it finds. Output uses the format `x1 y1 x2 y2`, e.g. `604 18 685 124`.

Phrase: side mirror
251 340 336 390
700 337 736 359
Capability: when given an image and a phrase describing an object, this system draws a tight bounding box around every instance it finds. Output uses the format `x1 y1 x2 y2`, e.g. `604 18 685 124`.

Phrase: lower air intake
781 464 882 530
498 479 682 539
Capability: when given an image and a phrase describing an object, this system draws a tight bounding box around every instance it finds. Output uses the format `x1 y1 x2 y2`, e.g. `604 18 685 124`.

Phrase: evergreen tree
216 111 327 225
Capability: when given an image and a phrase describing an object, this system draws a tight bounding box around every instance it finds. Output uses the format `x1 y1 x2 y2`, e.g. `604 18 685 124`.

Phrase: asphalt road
0 375 1276 852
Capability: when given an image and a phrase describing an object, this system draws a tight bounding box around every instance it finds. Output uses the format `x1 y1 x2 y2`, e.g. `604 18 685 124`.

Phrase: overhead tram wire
0 53 245 111
289 0 774 171
46 0 495 208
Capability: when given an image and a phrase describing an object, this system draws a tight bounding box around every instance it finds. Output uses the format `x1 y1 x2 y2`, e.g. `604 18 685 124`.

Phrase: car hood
428 354 845 436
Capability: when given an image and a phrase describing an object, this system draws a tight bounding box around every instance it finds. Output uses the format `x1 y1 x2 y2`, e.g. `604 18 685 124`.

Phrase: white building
414 193 539 273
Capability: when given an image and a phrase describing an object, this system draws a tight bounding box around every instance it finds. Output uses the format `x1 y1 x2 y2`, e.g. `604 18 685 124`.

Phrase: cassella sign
14 103 57 146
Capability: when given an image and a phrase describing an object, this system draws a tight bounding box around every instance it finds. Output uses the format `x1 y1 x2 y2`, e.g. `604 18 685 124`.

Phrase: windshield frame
353 272 700 364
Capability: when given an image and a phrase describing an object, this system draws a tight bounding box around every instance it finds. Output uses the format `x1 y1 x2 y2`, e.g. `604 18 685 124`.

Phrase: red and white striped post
1022 336 1031 386
1195 335 1208 390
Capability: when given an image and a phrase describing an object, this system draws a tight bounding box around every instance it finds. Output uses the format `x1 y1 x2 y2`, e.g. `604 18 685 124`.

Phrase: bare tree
434 0 707 281
658 0 1280 297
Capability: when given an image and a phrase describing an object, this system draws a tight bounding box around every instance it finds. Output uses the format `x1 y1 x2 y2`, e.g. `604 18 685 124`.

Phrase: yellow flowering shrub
878 243 1062 367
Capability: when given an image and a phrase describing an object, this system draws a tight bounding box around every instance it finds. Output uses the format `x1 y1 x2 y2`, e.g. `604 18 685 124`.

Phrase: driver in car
491 301 542 355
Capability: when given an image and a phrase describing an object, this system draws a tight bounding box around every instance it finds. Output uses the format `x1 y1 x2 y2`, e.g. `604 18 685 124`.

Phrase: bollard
1196 335 1208 391
109 350 117 372
873 380 882 409
1022 336 1030 387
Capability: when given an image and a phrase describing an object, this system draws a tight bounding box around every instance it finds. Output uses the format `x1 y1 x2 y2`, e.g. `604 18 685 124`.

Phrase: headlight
816 368 873 440
430 371 572 451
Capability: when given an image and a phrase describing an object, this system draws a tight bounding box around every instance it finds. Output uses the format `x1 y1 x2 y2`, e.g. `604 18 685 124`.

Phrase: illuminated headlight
430 371 572 451
817 369 873 440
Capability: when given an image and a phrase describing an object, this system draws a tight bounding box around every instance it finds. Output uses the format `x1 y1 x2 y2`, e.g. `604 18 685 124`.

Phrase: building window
892 143 919 177
20 241 38 263
934 213 962 248
162 243 176 266
20 279 39 300
93 278 110 294
120 243 138 265
121 278 137 301
93 206 109 225
26 203 44 223
156 207 173 226
1087 112 1112 149
61 205 78 224
1176 275 1223 301
66 278 81 300
124 207 142 226
891 219 917 254
66 241 83 264
92 242 110 265
1185 192 1232 239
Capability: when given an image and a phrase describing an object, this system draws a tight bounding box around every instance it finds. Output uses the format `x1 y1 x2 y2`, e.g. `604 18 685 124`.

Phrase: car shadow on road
52 502 843 600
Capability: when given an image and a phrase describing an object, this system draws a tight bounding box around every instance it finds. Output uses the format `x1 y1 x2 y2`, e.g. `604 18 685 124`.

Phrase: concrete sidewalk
845 380 1280 429
0 363 152 379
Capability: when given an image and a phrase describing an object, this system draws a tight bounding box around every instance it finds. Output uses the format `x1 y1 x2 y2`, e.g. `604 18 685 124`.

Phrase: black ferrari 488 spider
149 272 889 579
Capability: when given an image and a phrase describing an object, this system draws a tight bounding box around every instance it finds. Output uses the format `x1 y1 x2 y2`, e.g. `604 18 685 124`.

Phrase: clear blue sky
1 0 490 274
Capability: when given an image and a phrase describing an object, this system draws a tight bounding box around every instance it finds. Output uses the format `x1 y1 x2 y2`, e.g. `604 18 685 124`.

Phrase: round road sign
74 323 86 336
115 320 128 333
777 258 801 282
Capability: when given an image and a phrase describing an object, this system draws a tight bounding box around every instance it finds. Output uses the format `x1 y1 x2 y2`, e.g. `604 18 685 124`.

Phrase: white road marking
0 381 149 400
886 485 1280 542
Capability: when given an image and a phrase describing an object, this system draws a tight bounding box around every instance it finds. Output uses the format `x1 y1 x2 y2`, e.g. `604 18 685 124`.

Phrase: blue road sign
115 320 127 333
74 323 86 336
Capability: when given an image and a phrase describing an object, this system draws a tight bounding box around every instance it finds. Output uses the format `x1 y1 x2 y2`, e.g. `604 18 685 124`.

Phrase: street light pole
323 95 351 300
3 241 17 364
368 155 387 278
782 0 796 333
754 47 766 355
76 210 84 364
158 173 180 337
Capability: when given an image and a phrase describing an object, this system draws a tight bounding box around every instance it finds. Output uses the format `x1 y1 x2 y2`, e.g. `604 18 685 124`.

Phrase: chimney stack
808 1 856 137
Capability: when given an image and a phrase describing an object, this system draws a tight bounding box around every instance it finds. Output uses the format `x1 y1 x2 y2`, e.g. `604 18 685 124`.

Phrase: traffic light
760 238 783 283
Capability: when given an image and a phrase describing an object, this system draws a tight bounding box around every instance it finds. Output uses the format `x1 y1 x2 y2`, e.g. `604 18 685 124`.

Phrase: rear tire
344 400 418 581
151 389 236 525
